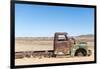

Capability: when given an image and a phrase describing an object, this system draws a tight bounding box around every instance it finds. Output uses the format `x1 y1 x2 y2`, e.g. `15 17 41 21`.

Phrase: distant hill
16 37 54 41
16 34 94 42
76 34 94 38
75 34 94 42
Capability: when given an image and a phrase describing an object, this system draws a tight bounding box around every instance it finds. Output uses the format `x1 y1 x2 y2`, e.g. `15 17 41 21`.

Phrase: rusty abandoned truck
15 32 92 59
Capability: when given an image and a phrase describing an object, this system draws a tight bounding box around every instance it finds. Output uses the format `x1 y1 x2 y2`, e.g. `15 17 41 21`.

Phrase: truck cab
53 32 91 57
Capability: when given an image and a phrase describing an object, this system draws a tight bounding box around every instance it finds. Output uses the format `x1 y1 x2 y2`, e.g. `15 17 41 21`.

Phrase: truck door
54 33 70 55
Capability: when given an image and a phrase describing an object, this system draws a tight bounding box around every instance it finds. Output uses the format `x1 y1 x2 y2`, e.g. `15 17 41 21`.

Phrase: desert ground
15 35 95 65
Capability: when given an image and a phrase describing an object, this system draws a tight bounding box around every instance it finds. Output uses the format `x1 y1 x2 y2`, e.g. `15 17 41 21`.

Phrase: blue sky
15 4 94 37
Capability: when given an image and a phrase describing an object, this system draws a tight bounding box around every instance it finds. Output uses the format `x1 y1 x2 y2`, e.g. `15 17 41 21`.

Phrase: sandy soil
15 37 95 65
15 46 94 65
15 56 94 65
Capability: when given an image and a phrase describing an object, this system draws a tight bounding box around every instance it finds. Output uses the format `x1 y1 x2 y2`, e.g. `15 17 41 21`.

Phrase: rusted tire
24 52 31 58
15 55 24 59
75 48 87 56
25 54 31 58
52 54 56 57
15 52 24 59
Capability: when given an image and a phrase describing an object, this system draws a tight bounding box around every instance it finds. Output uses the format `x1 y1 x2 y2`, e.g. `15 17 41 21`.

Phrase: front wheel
75 48 87 56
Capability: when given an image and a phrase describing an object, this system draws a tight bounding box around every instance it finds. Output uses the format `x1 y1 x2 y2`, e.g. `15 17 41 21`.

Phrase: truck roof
55 32 68 35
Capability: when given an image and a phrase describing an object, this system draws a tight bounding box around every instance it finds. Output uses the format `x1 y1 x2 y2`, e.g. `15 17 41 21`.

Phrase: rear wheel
52 54 56 57
25 54 31 58
75 48 87 56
